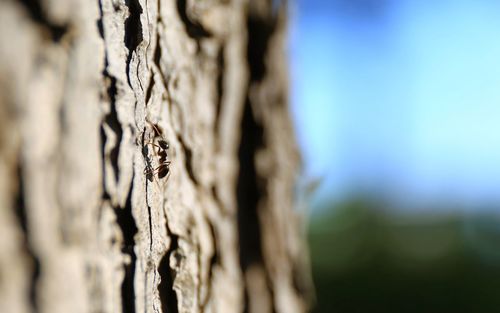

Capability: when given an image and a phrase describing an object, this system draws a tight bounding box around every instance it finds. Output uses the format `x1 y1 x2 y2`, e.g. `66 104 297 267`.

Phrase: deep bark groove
237 101 271 312
152 21 169 90
103 73 123 183
237 7 286 312
246 14 276 82
18 0 68 42
145 75 154 106
201 219 219 308
14 165 40 312
114 185 138 313
237 102 264 269
175 134 197 184
158 232 179 313
98 0 123 184
124 0 144 87
214 46 225 135
175 0 211 40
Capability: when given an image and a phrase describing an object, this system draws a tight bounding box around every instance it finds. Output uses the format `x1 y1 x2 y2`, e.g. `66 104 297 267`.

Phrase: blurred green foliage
309 197 500 313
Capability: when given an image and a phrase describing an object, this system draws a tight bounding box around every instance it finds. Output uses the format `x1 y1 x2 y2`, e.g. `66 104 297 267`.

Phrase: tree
0 0 312 312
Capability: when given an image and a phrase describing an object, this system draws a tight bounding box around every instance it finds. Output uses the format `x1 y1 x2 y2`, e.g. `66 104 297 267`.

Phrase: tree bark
0 0 312 312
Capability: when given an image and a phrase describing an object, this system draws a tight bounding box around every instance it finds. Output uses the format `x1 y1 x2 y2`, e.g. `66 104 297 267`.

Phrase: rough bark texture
0 0 312 312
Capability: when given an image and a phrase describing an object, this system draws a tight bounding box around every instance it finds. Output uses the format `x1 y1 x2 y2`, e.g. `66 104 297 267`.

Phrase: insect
142 121 171 183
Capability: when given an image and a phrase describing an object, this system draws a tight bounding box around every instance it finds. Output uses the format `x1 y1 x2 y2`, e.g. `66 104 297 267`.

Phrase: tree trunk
0 0 312 312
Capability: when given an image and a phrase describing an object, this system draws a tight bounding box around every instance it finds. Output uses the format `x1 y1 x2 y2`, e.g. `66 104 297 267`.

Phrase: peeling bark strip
0 0 312 313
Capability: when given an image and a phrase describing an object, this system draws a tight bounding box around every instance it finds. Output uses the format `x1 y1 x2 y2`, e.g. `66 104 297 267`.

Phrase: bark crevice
246 13 276 82
201 219 219 309
175 134 197 185
124 0 144 87
98 0 124 184
214 46 225 135
114 184 138 313
237 101 274 312
236 9 282 311
14 165 41 312
102 73 122 183
175 0 211 40
145 75 154 106
158 231 179 313
152 21 170 91
18 0 68 42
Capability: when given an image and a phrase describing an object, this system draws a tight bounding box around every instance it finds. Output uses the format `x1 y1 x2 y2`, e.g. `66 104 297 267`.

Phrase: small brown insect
143 121 171 183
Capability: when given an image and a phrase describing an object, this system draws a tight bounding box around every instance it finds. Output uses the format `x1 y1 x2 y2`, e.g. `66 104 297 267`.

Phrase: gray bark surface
0 0 312 312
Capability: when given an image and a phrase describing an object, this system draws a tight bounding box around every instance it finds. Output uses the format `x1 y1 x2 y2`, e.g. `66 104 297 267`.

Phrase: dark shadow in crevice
152 23 170 90
124 0 144 87
175 0 211 40
158 232 179 313
114 183 138 313
207 221 219 275
102 73 123 183
147 202 153 251
236 101 266 313
200 219 219 308
236 9 280 309
18 0 68 42
97 0 105 38
99 125 111 201
246 13 277 82
175 134 197 184
145 74 154 106
14 164 41 312
236 101 264 267
98 0 123 184
214 46 225 135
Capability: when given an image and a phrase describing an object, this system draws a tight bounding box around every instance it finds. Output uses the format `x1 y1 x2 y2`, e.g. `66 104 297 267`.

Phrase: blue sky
289 0 500 211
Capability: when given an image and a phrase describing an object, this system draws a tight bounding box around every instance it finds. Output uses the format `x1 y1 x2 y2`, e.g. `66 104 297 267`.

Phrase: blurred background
288 0 500 312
